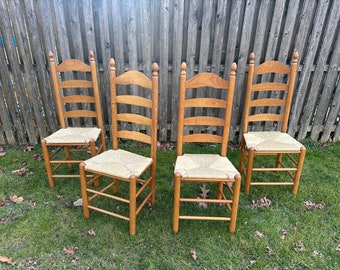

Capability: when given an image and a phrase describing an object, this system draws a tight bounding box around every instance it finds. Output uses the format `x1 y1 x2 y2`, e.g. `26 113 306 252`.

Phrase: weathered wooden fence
0 0 339 145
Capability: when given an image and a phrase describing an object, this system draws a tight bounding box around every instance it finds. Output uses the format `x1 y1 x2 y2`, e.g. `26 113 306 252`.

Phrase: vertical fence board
0 70 15 144
159 0 170 141
0 46 18 144
97 0 111 127
231 0 256 133
170 0 184 141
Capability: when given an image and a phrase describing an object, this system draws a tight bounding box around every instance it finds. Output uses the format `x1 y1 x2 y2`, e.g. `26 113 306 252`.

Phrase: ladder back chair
173 62 241 234
41 51 106 188
80 59 159 235
239 52 306 195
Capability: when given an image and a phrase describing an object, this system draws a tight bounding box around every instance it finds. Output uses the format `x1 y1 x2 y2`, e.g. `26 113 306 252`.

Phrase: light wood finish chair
41 51 106 188
173 62 241 234
80 59 159 235
239 52 306 195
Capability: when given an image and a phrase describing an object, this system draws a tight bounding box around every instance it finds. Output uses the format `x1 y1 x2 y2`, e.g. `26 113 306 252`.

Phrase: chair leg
275 153 283 171
79 162 90 218
64 146 72 168
292 147 306 194
150 164 156 205
217 182 223 200
173 173 181 233
239 139 245 172
244 147 255 195
41 139 54 188
113 179 119 193
229 174 241 233
89 140 100 187
129 176 137 236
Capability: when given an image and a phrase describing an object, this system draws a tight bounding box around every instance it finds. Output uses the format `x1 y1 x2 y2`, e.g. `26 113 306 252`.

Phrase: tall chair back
173 62 241 234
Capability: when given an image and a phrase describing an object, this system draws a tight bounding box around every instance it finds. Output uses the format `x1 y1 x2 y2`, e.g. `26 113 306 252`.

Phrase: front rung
179 215 231 221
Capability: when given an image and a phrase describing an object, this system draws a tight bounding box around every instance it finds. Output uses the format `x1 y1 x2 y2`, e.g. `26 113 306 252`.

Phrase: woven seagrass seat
175 154 239 179
239 52 306 195
41 51 106 188
243 131 304 152
44 127 102 144
83 149 152 179
80 59 159 235
173 62 241 234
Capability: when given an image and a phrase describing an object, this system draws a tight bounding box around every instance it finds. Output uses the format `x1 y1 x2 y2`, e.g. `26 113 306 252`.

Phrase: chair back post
221 62 237 156
177 62 187 156
89 51 104 131
49 51 66 128
282 51 299 132
242 52 255 134
109 58 119 150
151 63 159 163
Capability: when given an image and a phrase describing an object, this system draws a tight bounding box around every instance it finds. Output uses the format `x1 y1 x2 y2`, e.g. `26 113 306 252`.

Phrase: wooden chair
79 59 159 235
173 62 241 234
239 52 306 195
41 51 106 188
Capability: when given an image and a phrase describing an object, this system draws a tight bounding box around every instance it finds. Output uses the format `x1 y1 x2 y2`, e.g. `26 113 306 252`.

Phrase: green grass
0 140 339 269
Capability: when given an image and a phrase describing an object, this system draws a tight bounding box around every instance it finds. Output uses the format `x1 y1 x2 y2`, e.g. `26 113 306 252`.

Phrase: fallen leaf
291 224 297 231
73 198 83 207
0 152 6 157
63 246 78 256
294 241 306 253
9 195 24 203
311 250 323 257
157 142 174 151
88 229 96 236
24 145 34 152
281 229 289 240
251 197 272 209
254 231 265 238
0 218 8 225
27 200 36 207
200 184 210 199
56 194 63 200
266 246 275 256
304 200 324 210
0 200 5 207
336 244 340 251
197 197 208 209
12 167 27 176
191 250 198 260
33 154 44 161
0 256 12 265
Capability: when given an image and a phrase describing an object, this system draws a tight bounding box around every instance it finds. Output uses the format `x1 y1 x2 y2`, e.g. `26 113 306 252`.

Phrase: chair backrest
177 62 237 157
242 52 299 133
110 59 159 159
49 51 104 130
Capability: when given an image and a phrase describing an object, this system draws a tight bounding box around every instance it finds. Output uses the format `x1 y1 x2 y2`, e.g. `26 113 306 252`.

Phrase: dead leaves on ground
0 147 6 157
197 184 210 208
157 141 174 151
304 200 324 210
63 246 78 256
9 195 24 203
87 229 96 236
0 256 12 265
190 249 198 260
251 197 272 209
